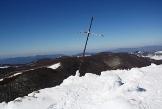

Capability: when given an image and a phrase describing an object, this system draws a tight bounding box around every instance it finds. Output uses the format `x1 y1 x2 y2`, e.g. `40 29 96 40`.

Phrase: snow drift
0 64 162 109
47 63 61 69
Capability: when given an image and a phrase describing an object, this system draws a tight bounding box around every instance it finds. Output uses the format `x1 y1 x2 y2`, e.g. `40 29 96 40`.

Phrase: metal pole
82 16 94 57
79 16 94 74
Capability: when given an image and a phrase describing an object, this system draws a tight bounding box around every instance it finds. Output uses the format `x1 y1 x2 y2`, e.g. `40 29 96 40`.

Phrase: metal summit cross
79 16 103 73
81 16 103 58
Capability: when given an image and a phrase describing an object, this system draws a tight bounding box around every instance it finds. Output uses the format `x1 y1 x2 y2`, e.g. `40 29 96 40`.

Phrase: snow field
0 64 162 109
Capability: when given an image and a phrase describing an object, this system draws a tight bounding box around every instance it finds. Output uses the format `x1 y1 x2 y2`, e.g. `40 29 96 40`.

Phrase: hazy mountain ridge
111 45 162 53
0 54 65 64
0 45 162 65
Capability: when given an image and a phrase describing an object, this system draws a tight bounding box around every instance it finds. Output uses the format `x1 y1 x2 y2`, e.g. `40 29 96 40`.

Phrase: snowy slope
148 55 162 60
47 63 61 69
0 66 9 69
142 51 162 60
0 64 162 109
155 51 162 54
144 55 162 60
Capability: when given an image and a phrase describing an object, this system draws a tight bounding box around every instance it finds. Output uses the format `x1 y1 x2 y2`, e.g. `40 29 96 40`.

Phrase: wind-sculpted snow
0 64 162 109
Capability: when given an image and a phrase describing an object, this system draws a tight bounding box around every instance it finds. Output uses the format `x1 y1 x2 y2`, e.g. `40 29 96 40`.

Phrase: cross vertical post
79 16 94 74
79 16 103 74
82 16 94 58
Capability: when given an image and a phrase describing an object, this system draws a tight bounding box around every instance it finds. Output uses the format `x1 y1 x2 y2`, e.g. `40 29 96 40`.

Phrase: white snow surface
0 66 9 69
145 55 162 60
144 51 162 60
1 64 162 109
155 51 162 54
149 55 162 60
47 63 61 69
0 72 22 82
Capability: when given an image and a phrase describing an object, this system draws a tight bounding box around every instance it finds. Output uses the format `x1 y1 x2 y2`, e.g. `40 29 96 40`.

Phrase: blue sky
0 0 162 58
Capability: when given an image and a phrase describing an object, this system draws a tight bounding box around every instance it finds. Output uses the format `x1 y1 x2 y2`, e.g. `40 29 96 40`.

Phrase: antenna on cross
79 16 103 74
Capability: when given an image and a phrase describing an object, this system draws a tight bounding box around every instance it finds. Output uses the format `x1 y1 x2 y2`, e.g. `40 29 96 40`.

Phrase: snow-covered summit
146 55 162 60
155 51 162 54
143 51 162 60
0 64 162 109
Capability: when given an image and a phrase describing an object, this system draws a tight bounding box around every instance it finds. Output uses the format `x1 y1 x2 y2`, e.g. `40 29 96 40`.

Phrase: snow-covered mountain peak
1 64 162 109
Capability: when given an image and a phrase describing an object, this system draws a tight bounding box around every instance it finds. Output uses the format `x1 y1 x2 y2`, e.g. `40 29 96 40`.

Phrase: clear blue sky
0 0 162 58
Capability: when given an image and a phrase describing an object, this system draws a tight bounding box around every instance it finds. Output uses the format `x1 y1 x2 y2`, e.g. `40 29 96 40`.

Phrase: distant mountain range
110 45 162 53
0 45 162 65
0 54 65 64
